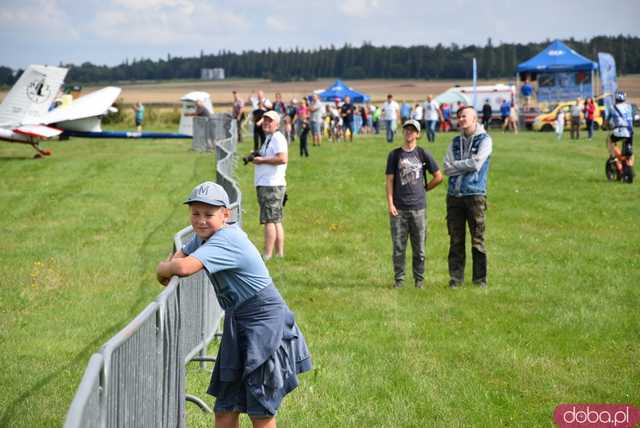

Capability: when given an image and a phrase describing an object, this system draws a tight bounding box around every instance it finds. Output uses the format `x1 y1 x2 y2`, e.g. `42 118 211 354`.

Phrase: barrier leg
185 394 213 413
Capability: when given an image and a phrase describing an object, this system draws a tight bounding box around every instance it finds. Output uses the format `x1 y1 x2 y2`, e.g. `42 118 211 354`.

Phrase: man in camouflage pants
386 120 442 289
252 111 288 259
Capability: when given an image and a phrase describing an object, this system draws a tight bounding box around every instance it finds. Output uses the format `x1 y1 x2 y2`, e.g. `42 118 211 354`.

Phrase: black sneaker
448 280 461 289
393 280 404 289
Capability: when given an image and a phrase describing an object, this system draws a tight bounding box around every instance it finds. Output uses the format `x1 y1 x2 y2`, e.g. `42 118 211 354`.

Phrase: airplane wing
0 65 67 127
42 87 121 125
14 125 63 138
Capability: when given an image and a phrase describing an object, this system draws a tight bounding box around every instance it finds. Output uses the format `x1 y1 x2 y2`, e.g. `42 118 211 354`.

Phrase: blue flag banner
598 52 617 113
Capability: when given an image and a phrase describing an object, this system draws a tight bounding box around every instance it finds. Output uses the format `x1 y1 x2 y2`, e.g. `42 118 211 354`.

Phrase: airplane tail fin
0 65 68 128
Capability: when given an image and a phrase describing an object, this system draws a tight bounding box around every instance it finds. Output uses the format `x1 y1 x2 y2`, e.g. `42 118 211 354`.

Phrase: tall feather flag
472 58 478 108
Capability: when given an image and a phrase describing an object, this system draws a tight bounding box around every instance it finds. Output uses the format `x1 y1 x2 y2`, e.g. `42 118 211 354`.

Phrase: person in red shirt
585 97 596 140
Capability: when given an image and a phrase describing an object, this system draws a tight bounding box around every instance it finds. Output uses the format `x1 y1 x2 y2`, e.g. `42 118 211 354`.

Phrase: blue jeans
385 119 396 143
426 120 437 142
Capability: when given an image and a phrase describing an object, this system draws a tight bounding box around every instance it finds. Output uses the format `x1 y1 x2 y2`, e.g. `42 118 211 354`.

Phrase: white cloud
265 15 290 33
90 2 249 47
112 0 194 12
338 0 381 17
0 0 80 40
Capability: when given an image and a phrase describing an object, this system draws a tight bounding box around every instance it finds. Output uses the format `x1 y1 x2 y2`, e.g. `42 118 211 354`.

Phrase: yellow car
532 99 605 132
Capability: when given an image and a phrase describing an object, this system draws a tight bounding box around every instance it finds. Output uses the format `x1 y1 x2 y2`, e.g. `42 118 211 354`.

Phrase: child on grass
299 120 310 157
156 181 312 428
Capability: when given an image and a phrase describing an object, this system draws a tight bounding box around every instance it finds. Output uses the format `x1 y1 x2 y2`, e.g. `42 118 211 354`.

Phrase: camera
242 151 259 165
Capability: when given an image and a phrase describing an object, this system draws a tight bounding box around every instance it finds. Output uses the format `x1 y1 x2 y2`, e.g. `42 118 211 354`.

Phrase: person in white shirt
309 94 324 146
555 108 565 140
607 90 635 182
412 103 424 131
252 111 288 259
382 94 400 143
570 98 583 140
423 95 442 143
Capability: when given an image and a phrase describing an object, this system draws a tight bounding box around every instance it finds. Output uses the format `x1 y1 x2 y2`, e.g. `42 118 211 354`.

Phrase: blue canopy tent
318 79 371 103
516 40 599 104
517 39 598 73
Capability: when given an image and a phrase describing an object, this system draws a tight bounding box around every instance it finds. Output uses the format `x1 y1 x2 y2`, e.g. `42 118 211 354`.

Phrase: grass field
0 127 638 427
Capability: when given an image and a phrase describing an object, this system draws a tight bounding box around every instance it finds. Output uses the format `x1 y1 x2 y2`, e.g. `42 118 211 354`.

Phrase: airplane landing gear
31 142 52 158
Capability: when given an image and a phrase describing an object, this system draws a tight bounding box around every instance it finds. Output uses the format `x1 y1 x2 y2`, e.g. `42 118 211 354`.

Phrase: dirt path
81 75 640 106
2 76 639 106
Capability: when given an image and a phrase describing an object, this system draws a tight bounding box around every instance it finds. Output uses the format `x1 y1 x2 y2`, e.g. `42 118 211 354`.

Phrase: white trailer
439 84 516 117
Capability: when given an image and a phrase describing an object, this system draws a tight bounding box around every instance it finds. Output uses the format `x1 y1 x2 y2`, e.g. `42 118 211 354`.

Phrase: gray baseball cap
184 181 229 207
402 119 421 133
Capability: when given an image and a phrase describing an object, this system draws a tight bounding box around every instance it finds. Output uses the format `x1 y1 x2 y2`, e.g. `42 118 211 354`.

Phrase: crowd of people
553 96 599 141
227 90 499 154
153 84 638 427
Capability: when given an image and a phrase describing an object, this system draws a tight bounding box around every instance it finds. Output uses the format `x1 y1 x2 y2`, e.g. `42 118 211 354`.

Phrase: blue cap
184 181 229 207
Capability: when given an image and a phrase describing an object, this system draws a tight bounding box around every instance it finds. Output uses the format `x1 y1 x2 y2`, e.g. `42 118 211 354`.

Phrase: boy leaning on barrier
386 119 443 289
156 181 312 428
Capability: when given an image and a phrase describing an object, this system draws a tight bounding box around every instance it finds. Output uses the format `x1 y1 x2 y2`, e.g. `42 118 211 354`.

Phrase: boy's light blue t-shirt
182 224 272 310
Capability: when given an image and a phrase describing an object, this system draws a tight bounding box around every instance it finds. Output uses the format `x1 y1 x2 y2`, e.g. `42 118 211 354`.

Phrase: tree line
1 35 638 86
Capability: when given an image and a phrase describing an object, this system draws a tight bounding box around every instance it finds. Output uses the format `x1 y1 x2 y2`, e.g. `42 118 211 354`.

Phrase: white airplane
0 64 121 157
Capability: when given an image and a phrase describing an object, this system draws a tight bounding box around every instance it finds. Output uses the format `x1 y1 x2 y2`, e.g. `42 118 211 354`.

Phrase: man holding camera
251 110 288 260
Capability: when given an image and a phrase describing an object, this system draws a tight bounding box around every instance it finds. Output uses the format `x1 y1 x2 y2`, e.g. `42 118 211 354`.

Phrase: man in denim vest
443 107 492 289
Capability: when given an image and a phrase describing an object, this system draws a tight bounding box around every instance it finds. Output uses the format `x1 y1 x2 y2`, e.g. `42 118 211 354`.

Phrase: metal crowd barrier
192 114 233 152
65 115 242 428
64 271 224 427
193 114 241 225
64 354 104 427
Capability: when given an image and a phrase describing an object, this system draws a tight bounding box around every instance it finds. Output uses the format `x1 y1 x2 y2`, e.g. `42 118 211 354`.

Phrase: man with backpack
386 120 443 289
607 90 635 183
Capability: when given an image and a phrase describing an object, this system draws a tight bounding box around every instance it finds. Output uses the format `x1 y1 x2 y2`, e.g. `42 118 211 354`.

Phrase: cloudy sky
1 0 638 70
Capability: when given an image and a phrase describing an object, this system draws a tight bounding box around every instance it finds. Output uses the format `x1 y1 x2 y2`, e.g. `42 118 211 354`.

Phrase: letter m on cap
198 185 209 195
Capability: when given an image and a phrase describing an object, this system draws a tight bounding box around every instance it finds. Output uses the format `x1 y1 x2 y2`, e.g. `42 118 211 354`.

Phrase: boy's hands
156 252 174 286
388 203 398 217
155 252 204 286
157 272 171 286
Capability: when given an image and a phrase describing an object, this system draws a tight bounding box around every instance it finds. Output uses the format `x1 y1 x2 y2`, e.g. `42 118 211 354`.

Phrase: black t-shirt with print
385 146 439 210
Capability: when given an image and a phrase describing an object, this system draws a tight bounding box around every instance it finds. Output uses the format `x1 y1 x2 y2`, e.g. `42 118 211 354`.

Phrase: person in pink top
295 98 309 140
585 97 596 140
